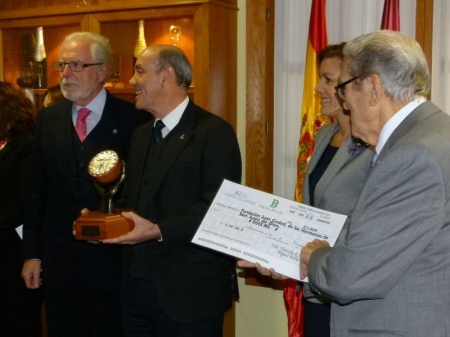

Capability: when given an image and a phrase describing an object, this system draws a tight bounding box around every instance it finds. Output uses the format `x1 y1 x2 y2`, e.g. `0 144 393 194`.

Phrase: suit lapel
53 100 78 177
302 124 338 205
377 101 440 163
84 93 119 151
135 102 196 214
314 134 354 205
128 123 153 208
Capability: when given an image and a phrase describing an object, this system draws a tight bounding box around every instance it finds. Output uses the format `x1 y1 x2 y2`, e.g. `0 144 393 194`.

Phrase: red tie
75 108 91 142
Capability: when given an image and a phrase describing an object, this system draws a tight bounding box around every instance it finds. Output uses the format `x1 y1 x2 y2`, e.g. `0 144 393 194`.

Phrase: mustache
61 78 79 86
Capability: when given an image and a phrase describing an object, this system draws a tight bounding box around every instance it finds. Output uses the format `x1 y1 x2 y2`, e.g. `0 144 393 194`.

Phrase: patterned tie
153 120 165 145
75 108 91 142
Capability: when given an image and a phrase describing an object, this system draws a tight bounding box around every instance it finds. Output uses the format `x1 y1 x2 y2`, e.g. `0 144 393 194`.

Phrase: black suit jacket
23 92 149 291
0 132 34 285
123 100 242 323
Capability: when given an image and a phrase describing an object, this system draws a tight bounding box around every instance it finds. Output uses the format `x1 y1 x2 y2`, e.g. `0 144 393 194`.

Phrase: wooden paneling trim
245 0 281 289
0 14 86 29
245 0 274 193
90 6 199 22
0 0 238 20
208 3 237 127
0 30 3 81
415 0 433 74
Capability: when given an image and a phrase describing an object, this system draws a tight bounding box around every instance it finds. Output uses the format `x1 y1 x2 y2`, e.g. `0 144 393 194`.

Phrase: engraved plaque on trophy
75 150 134 240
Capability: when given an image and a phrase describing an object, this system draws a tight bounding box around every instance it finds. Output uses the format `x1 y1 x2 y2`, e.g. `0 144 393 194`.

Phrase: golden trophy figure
75 150 134 240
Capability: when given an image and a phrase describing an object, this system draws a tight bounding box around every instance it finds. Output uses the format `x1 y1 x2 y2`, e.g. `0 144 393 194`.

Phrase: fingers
237 260 287 280
254 263 288 280
121 211 137 222
21 260 42 289
102 233 131 244
299 239 329 280
300 262 309 280
102 212 136 244
237 260 256 268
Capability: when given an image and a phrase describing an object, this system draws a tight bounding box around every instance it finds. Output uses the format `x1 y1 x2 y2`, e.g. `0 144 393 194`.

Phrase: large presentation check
192 180 347 281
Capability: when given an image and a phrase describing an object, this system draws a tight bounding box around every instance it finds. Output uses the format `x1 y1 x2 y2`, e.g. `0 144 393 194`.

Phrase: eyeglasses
52 62 103 72
335 76 359 101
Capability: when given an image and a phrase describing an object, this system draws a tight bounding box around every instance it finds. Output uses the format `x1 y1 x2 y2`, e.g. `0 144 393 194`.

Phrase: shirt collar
72 87 107 117
154 96 189 131
376 96 426 154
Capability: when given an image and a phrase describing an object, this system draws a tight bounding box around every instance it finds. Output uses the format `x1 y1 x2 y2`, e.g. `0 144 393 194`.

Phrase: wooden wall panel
246 0 274 194
415 0 434 76
0 0 237 19
245 0 282 289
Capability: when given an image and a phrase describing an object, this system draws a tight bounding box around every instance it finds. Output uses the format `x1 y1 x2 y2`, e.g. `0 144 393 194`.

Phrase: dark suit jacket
23 92 149 291
0 132 34 286
1 131 43 337
123 100 242 323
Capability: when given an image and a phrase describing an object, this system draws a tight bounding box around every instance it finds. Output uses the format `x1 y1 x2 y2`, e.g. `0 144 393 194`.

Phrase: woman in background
239 43 371 337
0 82 43 337
299 42 371 337
42 84 66 107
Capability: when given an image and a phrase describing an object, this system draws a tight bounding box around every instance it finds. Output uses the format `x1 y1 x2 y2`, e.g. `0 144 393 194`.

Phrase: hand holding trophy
74 150 134 240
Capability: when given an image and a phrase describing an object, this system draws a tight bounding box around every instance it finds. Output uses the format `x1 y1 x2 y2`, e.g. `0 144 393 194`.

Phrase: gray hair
154 45 193 89
343 30 430 102
62 32 112 67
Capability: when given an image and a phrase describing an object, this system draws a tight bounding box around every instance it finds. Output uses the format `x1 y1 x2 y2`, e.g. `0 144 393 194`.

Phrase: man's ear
161 66 176 87
98 64 110 83
366 74 383 106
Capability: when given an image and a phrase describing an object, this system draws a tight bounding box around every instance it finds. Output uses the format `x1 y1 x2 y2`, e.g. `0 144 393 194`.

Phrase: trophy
74 150 134 240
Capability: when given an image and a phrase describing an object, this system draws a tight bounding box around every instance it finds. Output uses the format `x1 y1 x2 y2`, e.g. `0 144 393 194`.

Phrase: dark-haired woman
239 43 372 337
0 82 42 337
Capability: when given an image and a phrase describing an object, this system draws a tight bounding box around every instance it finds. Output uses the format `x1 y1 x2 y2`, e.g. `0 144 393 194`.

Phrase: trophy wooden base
75 209 134 240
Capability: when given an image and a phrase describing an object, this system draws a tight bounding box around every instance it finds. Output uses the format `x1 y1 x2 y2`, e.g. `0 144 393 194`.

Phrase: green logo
270 199 279 208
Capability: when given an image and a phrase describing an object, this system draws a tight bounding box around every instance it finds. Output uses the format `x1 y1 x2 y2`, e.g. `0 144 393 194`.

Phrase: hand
21 259 42 289
237 260 288 280
300 239 329 280
102 211 161 245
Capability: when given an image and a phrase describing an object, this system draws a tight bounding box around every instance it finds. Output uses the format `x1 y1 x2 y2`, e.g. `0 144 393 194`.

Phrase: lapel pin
180 134 185 140
113 129 118 134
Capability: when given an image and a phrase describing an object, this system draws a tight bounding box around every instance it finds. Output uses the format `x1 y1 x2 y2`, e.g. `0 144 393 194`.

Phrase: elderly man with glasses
301 30 450 337
21 31 149 337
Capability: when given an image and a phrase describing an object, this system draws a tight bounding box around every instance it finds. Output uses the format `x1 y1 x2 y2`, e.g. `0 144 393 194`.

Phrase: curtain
432 0 450 115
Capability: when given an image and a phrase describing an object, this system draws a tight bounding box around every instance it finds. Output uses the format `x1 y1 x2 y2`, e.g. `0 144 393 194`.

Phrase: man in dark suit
21 32 149 337
102 45 242 337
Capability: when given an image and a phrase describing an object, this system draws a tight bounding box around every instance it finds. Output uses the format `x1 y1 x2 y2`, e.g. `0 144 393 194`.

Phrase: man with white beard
21 32 149 337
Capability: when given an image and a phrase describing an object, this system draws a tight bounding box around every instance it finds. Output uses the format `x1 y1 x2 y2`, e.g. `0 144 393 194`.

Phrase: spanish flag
294 0 329 203
381 0 400 30
285 1 328 336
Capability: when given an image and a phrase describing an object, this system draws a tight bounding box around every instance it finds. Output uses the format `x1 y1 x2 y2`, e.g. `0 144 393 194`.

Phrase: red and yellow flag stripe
294 0 329 203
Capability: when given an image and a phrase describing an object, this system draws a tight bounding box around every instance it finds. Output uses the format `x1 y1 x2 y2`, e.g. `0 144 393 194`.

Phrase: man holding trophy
21 32 149 337
102 45 242 337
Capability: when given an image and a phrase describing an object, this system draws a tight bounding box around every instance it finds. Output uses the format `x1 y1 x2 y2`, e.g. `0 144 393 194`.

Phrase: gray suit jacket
302 123 371 302
309 102 450 337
